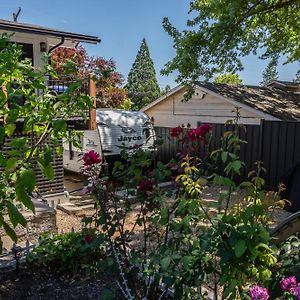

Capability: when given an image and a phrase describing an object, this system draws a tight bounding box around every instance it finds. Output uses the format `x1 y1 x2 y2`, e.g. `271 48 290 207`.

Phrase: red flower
187 124 212 142
85 234 92 243
139 178 153 192
82 150 102 166
170 126 183 137
198 123 212 136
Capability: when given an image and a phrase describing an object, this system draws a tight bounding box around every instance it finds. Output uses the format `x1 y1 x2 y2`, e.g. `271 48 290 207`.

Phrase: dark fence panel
155 120 300 189
261 121 300 188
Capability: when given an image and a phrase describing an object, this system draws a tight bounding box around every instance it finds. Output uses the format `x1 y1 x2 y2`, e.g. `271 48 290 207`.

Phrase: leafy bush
81 113 293 299
0 33 92 250
27 230 106 274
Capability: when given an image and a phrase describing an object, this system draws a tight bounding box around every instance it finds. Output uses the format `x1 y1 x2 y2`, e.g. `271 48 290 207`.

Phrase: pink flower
170 126 183 137
82 150 102 166
139 178 153 192
281 276 297 293
250 285 269 300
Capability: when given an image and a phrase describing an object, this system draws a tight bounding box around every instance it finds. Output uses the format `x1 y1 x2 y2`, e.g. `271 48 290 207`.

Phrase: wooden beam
88 78 97 130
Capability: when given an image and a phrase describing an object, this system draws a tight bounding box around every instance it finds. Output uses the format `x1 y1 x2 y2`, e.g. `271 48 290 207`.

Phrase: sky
0 0 298 89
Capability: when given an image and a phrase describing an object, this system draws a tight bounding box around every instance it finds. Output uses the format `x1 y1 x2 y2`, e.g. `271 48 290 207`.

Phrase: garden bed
0 265 122 299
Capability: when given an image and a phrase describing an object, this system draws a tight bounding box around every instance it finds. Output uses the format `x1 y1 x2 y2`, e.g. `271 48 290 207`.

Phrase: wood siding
145 87 273 127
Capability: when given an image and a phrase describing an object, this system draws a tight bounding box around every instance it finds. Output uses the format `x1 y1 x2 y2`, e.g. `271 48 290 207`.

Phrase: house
0 18 100 204
266 80 300 93
0 18 100 70
142 82 300 127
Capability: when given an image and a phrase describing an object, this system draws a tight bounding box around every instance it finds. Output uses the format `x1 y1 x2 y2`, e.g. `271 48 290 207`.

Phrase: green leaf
8 137 27 148
5 124 16 137
15 184 35 213
6 158 17 171
19 168 36 192
43 145 52 166
161 256 171 271
6 202 27 227
38 161 54 180
233 160 242 173
3 221 17 242
234 239 247 258
221 151 228 163
53 119 67 133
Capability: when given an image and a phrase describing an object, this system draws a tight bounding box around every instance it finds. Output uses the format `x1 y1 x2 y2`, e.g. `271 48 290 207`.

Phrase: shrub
27 229 106 274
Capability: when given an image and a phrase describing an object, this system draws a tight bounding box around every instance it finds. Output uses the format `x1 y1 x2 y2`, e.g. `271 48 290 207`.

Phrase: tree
161 84 172 95
213 73 243 85
0 34 92 250
126 38 161 110
162 0 299 84
260 55 279 86
294 70 300 83
51 46 128 108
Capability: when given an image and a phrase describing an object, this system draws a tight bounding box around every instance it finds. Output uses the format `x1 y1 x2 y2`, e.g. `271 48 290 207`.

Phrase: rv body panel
63 109 155 173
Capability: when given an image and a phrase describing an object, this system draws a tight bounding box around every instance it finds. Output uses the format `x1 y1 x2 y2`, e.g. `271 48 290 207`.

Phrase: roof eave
0 22 100 44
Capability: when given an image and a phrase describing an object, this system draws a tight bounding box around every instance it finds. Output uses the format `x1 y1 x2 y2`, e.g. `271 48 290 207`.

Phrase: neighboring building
142 82 300 127
0 19 100 203
0 18 100 70
266 80 300 93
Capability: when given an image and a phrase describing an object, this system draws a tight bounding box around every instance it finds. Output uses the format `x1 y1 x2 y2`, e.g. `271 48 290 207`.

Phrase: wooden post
88 78 97 130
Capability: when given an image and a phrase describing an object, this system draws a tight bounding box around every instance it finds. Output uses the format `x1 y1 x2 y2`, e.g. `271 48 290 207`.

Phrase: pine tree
126 38 160 110
260 55 279 86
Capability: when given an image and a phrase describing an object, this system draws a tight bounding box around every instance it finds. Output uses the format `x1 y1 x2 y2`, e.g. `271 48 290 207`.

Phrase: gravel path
56 186 293 234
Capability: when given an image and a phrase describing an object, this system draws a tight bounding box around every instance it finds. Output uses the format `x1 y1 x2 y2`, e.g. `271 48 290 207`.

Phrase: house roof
197 82 300 121
142 82 300 121
266 80 299 88
0 19 100 44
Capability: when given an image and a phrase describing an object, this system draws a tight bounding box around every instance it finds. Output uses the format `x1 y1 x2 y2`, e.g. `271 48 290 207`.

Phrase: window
17 42 34 65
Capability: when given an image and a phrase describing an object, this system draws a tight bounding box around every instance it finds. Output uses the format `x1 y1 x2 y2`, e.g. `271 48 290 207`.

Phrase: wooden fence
154 120 300 189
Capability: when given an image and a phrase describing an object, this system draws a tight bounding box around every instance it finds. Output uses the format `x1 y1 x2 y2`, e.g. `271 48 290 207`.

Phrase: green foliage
27 230 106 274
126 38 161 110
118 97 132 111
260 55 279 86
0 33 92 251
213 73 243 85
294 69 300 83
82 111 290 299
162 0 300 83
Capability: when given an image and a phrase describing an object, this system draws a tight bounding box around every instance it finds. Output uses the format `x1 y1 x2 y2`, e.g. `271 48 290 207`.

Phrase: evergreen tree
294 70 300 83
126 38 160 110
260 55 279 86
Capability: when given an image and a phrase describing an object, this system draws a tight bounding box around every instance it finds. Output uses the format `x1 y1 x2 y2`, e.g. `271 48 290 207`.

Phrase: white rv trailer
63 109 155 173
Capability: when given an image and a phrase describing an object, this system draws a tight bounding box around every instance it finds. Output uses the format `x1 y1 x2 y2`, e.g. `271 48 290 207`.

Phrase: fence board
155 120 300 189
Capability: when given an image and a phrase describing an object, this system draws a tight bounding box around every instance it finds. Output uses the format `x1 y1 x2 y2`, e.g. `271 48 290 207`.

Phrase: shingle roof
267 80 299 87
197 82 300 121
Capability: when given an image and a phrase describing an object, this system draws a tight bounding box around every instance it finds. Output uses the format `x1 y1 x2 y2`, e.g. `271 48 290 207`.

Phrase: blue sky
0 0 298 88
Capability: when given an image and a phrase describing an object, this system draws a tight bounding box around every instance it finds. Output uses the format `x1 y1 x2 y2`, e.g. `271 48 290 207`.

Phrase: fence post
89 77 97 130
